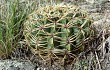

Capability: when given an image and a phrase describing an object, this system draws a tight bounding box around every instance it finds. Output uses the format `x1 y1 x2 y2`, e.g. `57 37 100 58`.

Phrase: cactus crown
24 3 94 53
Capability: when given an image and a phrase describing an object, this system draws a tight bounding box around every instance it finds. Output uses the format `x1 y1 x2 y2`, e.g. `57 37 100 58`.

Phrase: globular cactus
24 3 95 55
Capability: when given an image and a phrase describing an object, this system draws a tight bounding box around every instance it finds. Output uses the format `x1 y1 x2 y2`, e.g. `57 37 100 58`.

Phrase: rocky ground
0 60 35 70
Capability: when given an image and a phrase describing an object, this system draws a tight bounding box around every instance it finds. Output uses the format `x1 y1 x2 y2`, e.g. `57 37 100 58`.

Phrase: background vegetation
0 0 36 57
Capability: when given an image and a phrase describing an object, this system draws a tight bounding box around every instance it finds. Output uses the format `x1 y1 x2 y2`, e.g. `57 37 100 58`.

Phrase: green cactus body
24 3 94 53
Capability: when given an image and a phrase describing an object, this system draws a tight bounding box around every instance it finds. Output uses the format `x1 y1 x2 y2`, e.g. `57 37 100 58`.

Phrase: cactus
24 3 95 55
